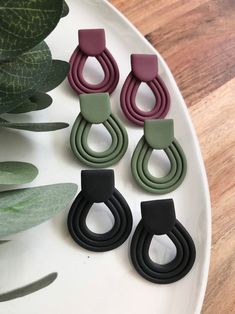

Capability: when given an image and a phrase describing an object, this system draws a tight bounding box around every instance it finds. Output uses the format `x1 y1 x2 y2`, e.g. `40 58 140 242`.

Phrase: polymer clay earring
120 54 170 126
68 29 119 95
131 199 196 284
131 119 187 194
67 170 133 252
70 93 128 168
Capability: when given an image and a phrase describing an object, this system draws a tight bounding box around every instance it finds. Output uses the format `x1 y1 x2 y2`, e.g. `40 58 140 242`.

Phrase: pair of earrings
67 170 196 284
68 28 170 126
70 93 186 194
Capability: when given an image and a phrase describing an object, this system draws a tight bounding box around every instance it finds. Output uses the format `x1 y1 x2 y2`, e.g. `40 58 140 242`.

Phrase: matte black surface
81 170 114 203
67 170 133 252
141 199 176 235
131 199 196 284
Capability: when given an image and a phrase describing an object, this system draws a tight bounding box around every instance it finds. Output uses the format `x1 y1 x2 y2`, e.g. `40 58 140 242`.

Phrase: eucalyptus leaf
7 99 37 114
0 273 57 302
0 102 20 115
0 41 52 113
8 93 53 114
61 1 69 18
0 0 63 60
0 183 77 238
0 240 9 245
0 118 68 132
40 60 70 93
0 162 38 185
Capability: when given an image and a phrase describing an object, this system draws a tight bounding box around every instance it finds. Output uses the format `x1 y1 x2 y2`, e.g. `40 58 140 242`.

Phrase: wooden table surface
110 0 235 313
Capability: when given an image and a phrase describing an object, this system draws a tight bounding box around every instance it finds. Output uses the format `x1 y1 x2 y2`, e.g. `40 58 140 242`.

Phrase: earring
131 119 187 194
67 169 133 252
130 199 196 284
120 54 170 126
68 29 119 95
70 93 128 168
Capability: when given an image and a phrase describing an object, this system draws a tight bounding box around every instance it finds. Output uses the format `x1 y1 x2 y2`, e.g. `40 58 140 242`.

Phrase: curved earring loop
120 54 170 126
131 199 196 284
131 119 187 194
70 93 128 168
68 29 119 95
67 170 133 252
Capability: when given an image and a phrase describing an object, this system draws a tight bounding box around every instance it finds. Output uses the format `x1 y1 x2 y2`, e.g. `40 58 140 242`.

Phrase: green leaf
40 60 70 93
0 118 68 132
8 93 53 114
0 41 52 113
6 99 37 114
0 162 38 185
0 183 77 238
0 103 20 115
61 1 69 18
0 0 63 60
0 240 9 245
0 273 57 302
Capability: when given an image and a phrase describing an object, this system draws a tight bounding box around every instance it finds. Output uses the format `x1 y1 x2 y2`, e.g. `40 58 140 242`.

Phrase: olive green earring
131 119 187 194
70 93 128 168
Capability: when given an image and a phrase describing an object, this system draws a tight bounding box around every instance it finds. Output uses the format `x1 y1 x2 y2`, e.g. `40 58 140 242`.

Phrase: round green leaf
0 41 52 113
0 183 78 237
0 162 38 185
40 60 70 93
8 93 53 114
0 102 20 115
0 0 63 60
61 1 69 18
7 99 37 114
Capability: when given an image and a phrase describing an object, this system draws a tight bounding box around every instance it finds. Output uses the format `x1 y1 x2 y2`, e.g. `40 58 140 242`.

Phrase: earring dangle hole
82 56 105 85
148 234 177 265
87 123 112 153
85 202 115 234
135 82 156 112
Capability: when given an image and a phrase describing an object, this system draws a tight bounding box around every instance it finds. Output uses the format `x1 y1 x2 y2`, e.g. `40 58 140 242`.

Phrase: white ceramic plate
0 1 211 313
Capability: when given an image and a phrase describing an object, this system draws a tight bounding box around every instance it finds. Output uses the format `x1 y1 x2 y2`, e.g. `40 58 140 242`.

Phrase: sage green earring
131 119 187 194
70 93 128 168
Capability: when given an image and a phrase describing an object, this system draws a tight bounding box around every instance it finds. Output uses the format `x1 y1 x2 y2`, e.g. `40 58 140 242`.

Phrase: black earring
130 199 196 284
67 169 133 252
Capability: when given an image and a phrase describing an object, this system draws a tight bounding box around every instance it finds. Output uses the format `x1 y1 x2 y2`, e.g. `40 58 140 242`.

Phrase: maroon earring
120 54 171 126
68 29 119 95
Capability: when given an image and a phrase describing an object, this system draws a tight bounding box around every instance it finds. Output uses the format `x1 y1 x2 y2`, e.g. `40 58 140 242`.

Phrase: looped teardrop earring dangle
131 119 187 194
67 170 133 252
130 199 196 284
68 29 119 95
120 54 170 126
70 93 128 168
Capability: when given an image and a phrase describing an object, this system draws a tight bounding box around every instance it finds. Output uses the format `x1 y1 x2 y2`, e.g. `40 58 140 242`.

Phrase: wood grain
111 0 235 313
